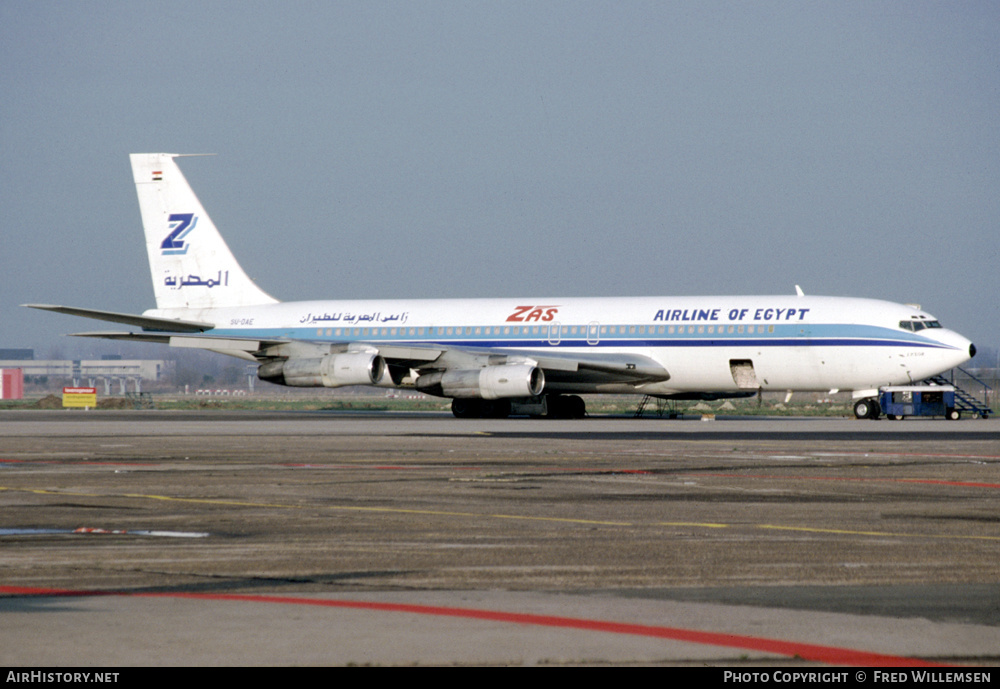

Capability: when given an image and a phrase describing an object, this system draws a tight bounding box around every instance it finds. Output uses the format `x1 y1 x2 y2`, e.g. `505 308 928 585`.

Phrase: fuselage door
587 321 600 345
548 322 562 346
730 359 760 390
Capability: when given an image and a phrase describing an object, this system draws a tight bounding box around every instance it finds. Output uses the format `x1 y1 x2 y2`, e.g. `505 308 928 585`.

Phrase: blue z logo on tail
161 213 198 255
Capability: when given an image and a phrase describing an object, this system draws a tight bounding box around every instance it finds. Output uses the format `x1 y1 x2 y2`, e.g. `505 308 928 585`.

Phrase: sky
2 2 998 362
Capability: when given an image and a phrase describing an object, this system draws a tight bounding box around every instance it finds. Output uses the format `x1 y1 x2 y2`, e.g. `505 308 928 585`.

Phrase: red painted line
690 473 1000 490
0 585 944 666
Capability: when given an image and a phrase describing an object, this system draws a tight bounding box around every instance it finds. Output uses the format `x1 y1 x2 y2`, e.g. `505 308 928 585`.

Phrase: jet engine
257 352 385 388
416 364 545 399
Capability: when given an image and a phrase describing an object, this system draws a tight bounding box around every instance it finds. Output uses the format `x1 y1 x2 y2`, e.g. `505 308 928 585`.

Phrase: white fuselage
149 293 974 397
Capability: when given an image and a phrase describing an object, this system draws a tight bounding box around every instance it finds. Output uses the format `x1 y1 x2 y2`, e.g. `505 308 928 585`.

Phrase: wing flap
408 345 669 385
480 348 669 382
169 336 262 351
68 331 175 344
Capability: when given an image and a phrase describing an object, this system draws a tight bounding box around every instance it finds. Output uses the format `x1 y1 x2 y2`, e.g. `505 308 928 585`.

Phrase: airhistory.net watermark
6 673 119 684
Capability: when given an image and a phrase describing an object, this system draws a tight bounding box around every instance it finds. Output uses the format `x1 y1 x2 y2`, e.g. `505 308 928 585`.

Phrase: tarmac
1 410 998 666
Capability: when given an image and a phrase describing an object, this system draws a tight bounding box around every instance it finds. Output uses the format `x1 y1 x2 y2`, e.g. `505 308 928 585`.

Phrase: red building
1 369 24 399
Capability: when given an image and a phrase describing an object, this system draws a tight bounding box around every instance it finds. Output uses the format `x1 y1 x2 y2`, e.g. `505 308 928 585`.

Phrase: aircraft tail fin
130 153 279 311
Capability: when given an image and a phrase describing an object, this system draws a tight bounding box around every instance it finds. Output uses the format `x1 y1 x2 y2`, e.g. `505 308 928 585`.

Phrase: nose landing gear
853 397 881 420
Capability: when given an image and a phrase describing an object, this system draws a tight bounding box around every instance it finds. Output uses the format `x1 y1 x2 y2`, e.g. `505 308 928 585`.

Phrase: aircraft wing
73 332 669 387
39 303 668 388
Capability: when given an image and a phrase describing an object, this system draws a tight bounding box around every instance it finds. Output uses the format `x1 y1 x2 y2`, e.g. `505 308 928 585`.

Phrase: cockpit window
899 319 942 332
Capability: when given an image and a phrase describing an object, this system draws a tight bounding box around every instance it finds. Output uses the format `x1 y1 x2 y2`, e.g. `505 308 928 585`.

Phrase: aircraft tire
451 399 482 419
853 398 880 420
545 395 587 419
566 395 586 418
481 399 512 419
853 399 870 419
545 395 568 418
869 399 881 419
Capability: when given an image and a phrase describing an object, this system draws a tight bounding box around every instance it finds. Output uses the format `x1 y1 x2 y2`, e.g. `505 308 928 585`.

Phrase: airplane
25 153 977 419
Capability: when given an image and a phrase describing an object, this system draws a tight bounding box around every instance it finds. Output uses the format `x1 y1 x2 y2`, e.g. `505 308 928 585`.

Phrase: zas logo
160 213 198 255
505 305 560 322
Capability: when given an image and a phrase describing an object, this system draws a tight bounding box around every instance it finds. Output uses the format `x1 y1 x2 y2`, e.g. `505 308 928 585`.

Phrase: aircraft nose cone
970 343 977 359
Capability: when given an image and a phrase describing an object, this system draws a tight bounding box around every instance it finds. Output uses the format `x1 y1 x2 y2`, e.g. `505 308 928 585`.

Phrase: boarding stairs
634 395 678 418
923 368 992 419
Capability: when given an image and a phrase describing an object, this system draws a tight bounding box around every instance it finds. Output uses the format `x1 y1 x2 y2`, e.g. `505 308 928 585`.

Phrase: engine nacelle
416 364 545 399
257 352 385 388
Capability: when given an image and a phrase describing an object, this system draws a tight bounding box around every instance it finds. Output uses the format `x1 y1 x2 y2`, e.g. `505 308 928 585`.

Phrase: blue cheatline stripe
205 327 956 351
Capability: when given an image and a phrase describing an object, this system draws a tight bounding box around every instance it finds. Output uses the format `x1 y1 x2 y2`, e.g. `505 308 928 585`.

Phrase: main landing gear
545 395 587 419
853 397 881 420
451 395 587 419
451 398 511 419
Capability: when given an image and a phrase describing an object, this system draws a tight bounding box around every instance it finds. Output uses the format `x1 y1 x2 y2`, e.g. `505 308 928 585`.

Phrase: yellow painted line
3 487 105 498
4 485 999 540
492 513 631 526
757 523 1000 541
121 493 304 510
2 486 629 526
657 521 730 529
759 524 894 537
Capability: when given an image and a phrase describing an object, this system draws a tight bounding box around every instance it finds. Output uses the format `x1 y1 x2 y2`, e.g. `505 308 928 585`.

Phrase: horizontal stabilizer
23 304 215 333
